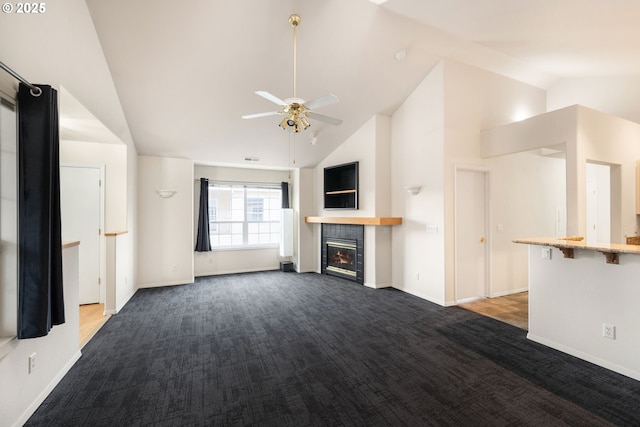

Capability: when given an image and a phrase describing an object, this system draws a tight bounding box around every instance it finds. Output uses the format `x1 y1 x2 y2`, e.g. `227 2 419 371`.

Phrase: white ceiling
82 0 640 169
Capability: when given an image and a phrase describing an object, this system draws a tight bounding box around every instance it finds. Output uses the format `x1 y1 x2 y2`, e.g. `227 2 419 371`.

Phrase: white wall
547 77 640 240
314 116 380 218
369 116 393 287
575 107 640 240
391 61 446 304
138 156 194 287
0 3 137 426
548 76 640 126
59 89 137 315
313 115 393 288
107 232 135 313
527 245 640 380
294 168 316 273
484 105 640 242
193 164 290 277
487 152 566 294
60 140 127 232
442 60 548 304
123 133 138 310
0 245 82 427
0 0 133 147
391 59 551 304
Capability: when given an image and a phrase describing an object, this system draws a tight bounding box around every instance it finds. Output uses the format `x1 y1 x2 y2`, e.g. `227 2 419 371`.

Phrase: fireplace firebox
326 240 357 278
321 224 364 284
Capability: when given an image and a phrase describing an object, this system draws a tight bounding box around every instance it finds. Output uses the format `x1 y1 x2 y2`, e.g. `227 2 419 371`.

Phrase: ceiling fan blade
242 111 280 119
304 94 339 110
307 111 343 126
255 91 288 106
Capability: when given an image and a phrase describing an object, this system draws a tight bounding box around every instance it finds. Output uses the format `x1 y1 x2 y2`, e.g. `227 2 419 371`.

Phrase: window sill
0 336 17 360
208 244 279 252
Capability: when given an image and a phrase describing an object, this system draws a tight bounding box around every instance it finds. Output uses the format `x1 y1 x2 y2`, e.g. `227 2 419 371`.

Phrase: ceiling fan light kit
242 14 343 133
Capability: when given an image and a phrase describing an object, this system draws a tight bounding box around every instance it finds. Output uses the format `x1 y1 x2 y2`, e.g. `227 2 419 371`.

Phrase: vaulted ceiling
84 0 640 169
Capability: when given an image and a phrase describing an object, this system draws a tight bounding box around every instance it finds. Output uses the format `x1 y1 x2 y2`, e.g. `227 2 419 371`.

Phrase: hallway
79 303 110 348
459 292 528 330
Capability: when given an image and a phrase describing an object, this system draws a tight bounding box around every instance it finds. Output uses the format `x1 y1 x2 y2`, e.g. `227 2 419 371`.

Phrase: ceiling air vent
244 156 260 162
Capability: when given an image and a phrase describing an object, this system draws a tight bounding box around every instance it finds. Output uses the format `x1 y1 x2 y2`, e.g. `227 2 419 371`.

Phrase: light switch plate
426 224 438 234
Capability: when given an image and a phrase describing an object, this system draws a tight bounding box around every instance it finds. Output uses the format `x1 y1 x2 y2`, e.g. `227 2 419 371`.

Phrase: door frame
61 163 106 305
454 164 491 303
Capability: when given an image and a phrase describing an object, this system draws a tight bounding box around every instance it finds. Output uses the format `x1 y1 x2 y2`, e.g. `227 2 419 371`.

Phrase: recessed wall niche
323 161 358 209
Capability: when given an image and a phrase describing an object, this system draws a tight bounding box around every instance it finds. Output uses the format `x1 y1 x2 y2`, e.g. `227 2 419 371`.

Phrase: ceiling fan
242 14 343 133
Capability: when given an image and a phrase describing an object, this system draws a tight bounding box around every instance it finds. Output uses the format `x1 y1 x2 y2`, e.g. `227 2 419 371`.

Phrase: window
208 198 218 233
247 197 264 221
208 183 281 248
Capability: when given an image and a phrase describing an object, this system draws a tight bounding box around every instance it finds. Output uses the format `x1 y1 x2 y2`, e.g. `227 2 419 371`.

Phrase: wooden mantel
305 216 402 226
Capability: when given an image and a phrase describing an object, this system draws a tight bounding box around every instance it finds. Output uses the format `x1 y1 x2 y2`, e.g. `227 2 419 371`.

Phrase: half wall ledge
305 216 402 226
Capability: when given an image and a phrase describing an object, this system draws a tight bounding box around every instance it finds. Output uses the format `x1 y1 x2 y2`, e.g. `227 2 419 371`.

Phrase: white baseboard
114 288 137 314
527 333 640 381
15 349 82 427
195 267 280 277
455 296 484 305
364 282 392 289
391 286 446 306
490 287 528 298
137 279 195 289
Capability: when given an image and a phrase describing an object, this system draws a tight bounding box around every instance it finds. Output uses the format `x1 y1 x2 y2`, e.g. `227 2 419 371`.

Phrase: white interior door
586 162 610 243
455 168 489 302
60 166 102 305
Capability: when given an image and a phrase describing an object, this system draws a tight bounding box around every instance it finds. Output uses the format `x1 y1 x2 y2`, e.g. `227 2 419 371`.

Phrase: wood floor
459 292 528 330
79 303 110 347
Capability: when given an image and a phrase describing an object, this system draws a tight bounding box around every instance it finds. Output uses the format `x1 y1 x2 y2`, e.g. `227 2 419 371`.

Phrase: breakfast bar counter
514 236 640 381
513 237 640 264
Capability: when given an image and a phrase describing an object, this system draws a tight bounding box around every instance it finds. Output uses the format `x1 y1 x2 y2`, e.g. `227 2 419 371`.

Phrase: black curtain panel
17 83 65 339
281 181 290 208
195 178 212 252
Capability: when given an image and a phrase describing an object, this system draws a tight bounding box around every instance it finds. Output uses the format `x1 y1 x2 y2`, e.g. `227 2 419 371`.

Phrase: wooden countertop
513 237 640 264
513 237 640 254
62 240 80 249
305 216 402 226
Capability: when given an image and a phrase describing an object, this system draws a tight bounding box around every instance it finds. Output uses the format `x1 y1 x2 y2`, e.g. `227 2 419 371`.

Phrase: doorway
60 165 104 304
586 162 612 243
455 167 490 303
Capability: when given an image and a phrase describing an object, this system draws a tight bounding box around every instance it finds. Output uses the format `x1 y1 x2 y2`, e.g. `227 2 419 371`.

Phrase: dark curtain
17 83 65 339
195 178 212 252
281 181 290 209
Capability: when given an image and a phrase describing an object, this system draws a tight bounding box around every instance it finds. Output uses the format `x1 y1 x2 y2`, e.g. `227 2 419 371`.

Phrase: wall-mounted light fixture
405 185 421 195
156 189 177 198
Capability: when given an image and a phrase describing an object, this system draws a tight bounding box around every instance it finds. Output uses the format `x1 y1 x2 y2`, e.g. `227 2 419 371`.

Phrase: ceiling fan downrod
289 14 300 100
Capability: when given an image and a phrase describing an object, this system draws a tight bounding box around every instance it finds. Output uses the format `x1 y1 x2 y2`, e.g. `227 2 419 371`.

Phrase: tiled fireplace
321 224 364 284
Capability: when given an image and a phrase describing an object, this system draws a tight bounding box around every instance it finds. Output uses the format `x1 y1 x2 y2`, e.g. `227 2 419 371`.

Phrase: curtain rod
195 178 282 187
0 61 42 97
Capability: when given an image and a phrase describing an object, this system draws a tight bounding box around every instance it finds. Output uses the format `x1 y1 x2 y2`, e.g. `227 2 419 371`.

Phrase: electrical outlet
415 273 420 280
172 264 177 272
603 323 616 339
29 353 36 374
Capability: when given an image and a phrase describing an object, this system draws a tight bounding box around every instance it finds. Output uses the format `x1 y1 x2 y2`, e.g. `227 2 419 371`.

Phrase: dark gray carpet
26 271 640 426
